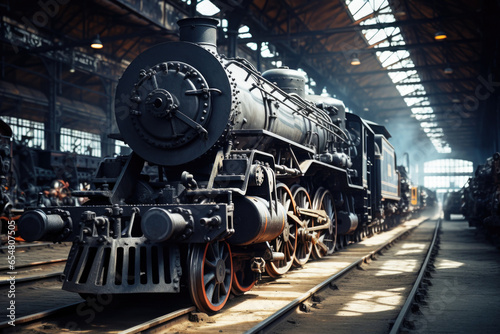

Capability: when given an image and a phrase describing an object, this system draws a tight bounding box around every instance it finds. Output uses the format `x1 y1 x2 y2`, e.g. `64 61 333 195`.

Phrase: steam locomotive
18 18 424 313
463 153 500 234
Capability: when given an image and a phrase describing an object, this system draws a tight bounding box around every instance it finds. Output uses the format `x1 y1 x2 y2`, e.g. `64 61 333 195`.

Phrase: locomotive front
114 18 234 166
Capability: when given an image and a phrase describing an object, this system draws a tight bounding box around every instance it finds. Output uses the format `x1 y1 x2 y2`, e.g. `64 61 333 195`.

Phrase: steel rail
0 242 58 251
0 271 63 285
119 306 197 334
0 302 81 329
0 258 66 271
389 218 442 334
244 219 430 334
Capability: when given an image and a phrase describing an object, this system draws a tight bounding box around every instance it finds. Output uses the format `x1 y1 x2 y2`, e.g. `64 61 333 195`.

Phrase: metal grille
63 239 181 294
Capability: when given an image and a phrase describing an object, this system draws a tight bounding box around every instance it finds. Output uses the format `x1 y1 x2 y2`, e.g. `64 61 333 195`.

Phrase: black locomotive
18 18 422 313
463 153 500 236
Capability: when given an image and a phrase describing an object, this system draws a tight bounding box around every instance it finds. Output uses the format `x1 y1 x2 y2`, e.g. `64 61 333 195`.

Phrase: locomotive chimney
178 17 219 52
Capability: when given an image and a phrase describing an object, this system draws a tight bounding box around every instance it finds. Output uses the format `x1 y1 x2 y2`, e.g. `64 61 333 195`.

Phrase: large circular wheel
265 184 298 277
232 257 256 295
312 188 337 258
188 241 233 313
291 185 313 267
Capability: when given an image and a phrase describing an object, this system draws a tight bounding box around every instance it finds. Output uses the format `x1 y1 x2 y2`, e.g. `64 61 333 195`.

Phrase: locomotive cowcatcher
18 17 403 313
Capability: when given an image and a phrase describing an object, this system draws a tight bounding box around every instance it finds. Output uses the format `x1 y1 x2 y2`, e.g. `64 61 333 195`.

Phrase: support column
100 80 115 157
45 59 60 151
256 42 261 72
227 21 239 58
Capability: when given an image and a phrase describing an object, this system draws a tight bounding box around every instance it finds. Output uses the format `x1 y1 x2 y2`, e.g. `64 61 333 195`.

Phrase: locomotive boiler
18 17 405 313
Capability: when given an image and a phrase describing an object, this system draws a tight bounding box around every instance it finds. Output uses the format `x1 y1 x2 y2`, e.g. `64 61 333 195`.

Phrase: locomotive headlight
141 207 188 243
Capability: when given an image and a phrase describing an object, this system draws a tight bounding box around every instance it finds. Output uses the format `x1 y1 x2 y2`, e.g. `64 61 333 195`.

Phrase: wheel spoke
222 249 229 262
220 280 229 295
204 272 216 285
292 185 313 266
312 188 337 258
205 281 215 302
265 184 297 277
211 241 219 259
205 258 217 268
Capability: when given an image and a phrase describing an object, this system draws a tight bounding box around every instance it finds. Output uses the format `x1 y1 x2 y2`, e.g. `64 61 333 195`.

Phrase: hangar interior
1 0 499 198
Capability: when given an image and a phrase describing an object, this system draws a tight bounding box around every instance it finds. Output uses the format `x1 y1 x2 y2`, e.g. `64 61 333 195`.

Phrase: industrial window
60 128 101 157
115 140 131 156
423 159 473 196
1 116 45 149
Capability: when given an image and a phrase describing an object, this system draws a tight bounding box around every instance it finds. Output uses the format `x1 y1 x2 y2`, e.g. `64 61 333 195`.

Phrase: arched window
423 159 473 198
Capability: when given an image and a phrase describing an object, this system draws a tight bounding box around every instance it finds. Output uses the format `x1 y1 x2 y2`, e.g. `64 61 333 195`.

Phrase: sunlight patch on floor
336 289 403 316
435 258 464 269
395 242 426 255
375 259 418 276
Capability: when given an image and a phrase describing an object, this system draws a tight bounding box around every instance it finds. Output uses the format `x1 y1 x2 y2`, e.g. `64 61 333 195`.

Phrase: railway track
242 219 442 334
0 259 66 285
0 212 438 333
389 219 441 334
250 218 442 334
0 241 69 285
0 242 59 251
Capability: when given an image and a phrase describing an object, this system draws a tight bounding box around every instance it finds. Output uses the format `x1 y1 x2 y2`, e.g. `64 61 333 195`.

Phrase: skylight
181 0 220 16
197 0 220 16
345 0 451 154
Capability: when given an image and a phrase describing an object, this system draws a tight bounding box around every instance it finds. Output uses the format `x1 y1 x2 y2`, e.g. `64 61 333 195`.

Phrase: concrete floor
408 217 500 333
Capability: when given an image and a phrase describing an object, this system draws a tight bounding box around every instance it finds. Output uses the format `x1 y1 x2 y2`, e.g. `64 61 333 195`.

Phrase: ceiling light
69 49 76 73
350 54 360 66
434 31 447 40
393 9 406 17
444 66 453 74
91 34 103 49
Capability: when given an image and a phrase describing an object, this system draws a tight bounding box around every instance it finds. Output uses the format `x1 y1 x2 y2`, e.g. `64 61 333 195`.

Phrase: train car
17 17 424 313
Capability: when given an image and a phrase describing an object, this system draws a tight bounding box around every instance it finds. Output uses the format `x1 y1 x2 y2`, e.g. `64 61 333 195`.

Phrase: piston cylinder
229 196 286 245
17 209 65 242
337 211 359 235
141 207 188 243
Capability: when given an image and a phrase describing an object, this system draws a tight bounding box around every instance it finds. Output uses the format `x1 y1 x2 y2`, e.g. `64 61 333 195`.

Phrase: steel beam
238 15 472 43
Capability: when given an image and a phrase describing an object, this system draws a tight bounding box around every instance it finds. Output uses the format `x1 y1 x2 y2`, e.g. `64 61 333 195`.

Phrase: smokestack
178 17 219 52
